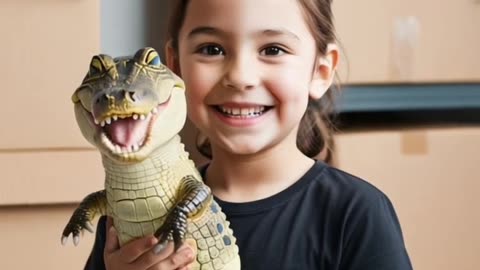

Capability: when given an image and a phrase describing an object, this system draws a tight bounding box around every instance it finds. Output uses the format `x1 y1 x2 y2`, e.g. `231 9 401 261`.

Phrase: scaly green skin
61 48 240 270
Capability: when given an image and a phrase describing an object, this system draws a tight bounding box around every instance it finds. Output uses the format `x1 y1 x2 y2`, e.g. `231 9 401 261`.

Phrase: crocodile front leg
154 175 212 251
61 190 107 246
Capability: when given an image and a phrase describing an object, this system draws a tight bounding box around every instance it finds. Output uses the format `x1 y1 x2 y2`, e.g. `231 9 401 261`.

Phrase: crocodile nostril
96 94 108 104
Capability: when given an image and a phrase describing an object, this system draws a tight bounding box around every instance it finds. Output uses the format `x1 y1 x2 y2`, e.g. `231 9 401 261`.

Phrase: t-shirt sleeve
83 216 107 270
339 193 413 270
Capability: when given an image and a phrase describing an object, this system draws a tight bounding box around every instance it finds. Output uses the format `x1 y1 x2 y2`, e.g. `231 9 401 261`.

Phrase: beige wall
1 0 479 269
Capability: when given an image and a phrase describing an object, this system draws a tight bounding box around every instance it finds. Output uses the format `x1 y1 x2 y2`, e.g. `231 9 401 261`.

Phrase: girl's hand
103 217 196 270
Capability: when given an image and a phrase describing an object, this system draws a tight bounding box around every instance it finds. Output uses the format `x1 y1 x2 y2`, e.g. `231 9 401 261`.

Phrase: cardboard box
335 126 480 270
333 0 480 83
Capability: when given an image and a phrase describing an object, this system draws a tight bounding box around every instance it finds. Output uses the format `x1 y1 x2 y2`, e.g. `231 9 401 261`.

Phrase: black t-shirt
84 161 412 270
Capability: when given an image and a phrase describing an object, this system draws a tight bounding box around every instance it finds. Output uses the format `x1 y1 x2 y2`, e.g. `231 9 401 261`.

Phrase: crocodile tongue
104 118 149 147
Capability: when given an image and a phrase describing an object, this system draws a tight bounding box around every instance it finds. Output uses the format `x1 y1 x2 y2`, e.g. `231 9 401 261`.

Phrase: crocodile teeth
152 107 158 114
105 117 112 125
132 114 139 120
112 115 118 121
94 119 99 125
139 114 146 120
132 144 140 152
101 133 115 150
100 121 106 127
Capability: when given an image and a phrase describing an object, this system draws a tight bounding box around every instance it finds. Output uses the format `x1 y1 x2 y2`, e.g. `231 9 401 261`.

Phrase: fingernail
153 242 167 254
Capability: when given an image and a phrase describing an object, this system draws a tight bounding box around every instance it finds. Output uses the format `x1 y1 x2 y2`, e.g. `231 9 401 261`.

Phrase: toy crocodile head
72 47 186 163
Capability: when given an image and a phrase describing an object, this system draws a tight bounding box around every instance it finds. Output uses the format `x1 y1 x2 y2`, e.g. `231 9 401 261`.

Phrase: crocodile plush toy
61 47 240 270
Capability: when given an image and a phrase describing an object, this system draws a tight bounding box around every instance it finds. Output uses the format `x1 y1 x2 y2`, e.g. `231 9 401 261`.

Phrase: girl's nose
222 54 259 91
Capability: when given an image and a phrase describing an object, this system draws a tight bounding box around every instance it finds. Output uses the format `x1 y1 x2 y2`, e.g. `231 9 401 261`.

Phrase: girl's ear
309 44 339 99
165 40 181 76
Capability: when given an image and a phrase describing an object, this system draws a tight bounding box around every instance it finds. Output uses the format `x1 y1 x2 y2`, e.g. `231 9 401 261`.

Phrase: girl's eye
260 46 286 56
197 45 225 56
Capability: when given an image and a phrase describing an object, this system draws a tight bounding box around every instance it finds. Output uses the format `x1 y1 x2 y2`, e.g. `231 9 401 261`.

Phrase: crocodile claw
61 210 95 246
154 206 188 251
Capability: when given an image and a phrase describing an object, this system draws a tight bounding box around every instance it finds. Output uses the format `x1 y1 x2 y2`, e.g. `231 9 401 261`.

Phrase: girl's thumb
104 217 119 253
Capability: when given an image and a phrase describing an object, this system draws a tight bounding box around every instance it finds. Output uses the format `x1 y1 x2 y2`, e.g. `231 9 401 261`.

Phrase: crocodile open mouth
96 98 170 154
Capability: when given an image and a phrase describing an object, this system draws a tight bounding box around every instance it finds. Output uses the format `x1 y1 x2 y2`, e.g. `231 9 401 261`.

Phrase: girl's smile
172 0 328 156
210 103 274 128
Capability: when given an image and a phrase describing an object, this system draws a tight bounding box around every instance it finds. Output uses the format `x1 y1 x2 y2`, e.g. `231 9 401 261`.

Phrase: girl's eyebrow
261 29 300 41
187 26 227 39
187 27 299 41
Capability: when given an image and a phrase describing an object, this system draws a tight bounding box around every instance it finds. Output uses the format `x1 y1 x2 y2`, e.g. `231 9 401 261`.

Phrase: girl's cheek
183 65 210 91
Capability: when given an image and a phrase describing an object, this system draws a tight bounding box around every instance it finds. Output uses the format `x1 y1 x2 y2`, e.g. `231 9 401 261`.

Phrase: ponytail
297 94 336 164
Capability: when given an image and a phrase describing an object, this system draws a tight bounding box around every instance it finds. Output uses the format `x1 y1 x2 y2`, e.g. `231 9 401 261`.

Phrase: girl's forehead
180 0 309 37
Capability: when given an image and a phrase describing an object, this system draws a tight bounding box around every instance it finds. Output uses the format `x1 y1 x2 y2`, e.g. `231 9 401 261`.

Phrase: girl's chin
212 138 274 157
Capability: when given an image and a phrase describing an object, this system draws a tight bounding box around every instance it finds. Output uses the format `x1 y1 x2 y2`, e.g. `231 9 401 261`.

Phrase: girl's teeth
219 105 266 117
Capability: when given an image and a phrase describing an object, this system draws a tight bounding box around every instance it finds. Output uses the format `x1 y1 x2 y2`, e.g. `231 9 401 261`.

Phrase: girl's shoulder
309 160 390 205
301 161 401 228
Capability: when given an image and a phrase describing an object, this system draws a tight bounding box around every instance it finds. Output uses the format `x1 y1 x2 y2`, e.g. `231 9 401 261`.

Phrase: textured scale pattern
62 48 240 269
186 202 238 270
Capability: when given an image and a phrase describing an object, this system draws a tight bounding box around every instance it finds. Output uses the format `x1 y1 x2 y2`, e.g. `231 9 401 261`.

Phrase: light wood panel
0 205 96 269
0 150 104 205
0 0 100 149
336 127 480 270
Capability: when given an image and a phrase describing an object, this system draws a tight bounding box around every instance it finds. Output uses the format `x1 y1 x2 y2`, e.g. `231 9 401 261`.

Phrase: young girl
85 0 412 269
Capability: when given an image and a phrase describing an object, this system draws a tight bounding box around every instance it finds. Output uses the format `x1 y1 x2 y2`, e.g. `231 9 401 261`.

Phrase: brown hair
166 0 338 164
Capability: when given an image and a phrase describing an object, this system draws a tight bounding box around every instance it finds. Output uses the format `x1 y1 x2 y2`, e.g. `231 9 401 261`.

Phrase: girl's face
172 0 331 157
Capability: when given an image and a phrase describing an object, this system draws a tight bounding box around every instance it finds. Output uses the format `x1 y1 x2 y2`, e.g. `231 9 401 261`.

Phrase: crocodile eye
148 55 161 67
89 65 101 76
89 57 104 76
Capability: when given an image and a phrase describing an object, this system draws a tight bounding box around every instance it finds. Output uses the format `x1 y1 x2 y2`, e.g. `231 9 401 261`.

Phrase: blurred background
1 0 479 269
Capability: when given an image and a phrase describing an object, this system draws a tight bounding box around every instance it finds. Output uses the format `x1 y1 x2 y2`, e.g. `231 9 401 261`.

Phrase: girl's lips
216 102 273 108
209 105 273 127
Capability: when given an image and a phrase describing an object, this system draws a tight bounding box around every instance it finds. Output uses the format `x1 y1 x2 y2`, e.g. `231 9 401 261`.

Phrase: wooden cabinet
333 0 480 83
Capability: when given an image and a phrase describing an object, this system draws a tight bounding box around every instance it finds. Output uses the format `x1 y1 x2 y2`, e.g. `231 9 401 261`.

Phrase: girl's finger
105 216 159 264
142 243 195 270
117 235 159 264
104 217 119 254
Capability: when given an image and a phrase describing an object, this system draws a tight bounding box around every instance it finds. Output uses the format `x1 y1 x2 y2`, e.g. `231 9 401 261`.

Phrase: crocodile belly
109 187 175 246
187 201 240 270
